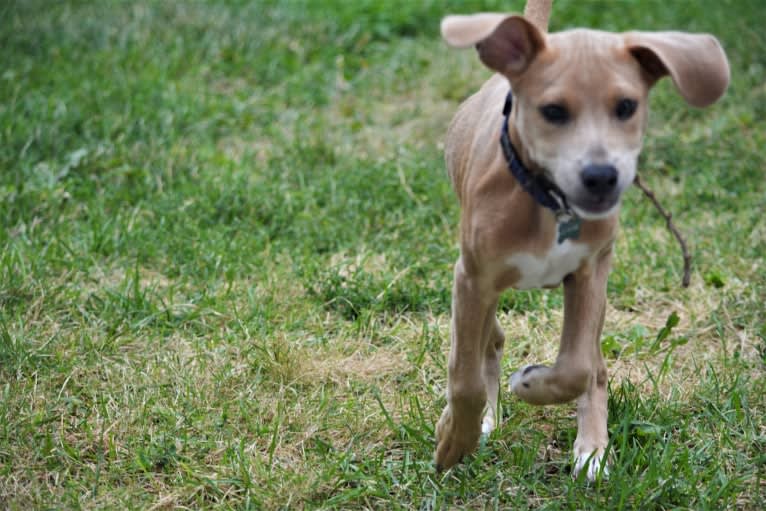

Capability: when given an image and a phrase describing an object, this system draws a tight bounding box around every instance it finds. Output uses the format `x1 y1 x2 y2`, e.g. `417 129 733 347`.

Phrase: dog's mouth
537 164 627 220
570 194 621 218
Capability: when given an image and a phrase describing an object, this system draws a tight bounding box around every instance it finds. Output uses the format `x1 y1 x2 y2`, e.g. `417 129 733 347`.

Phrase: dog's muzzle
574 164 621 214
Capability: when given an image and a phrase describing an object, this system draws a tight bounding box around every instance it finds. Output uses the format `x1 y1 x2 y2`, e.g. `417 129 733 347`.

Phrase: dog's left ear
441 14 544 77
624 32 730 107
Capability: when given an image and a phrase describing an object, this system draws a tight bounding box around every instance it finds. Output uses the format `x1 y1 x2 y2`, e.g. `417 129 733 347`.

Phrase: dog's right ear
441 14 545 77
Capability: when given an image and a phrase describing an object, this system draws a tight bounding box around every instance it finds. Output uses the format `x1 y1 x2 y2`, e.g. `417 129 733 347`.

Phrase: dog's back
444 75 509 205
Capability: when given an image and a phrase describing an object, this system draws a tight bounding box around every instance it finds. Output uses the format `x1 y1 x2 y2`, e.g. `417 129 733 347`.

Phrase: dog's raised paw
509 364 546 392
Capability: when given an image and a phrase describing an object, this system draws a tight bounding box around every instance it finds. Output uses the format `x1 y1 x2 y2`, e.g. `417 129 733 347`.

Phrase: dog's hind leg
481 314 505 436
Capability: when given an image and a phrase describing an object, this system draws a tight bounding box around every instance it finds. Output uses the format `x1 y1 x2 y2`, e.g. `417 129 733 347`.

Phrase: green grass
1 0 765 509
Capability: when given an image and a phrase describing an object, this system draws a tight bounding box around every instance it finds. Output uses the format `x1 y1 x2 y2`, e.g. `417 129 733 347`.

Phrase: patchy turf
1 0 764 509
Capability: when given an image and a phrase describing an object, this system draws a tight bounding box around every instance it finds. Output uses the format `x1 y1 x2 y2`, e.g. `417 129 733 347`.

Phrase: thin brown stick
633 175 692 287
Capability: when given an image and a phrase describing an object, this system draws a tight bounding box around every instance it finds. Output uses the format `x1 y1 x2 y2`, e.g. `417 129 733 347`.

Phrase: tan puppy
435 13 729 480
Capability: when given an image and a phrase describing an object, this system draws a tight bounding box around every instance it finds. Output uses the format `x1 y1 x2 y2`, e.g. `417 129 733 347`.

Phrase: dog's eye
539 104 570 125
615 98 638 121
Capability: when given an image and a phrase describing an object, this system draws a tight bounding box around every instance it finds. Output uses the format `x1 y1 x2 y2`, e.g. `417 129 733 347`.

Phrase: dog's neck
501 95 575 216
508 125 532 169
506 110 546 178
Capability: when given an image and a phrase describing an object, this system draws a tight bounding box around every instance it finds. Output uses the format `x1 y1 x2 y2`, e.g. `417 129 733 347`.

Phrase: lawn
1 0 764 509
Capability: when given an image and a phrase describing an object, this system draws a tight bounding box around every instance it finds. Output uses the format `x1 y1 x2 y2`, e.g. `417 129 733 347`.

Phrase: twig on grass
633 174 692 288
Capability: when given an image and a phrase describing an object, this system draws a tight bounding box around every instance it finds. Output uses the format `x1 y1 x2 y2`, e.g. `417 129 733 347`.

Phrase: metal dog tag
557 215 581 243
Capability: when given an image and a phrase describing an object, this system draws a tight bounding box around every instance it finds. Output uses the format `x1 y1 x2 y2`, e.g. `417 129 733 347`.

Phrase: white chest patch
505 237 590 289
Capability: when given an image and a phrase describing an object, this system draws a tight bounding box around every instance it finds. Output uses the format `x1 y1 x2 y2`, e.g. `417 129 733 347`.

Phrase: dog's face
441 15 730 219
512 30 648 218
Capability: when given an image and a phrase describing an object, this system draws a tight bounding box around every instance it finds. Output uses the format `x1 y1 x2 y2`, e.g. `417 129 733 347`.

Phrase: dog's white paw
572 444 608 482
481 407 496 436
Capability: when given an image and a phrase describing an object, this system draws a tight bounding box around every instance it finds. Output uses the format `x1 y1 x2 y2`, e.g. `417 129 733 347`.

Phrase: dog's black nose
581 164 618 196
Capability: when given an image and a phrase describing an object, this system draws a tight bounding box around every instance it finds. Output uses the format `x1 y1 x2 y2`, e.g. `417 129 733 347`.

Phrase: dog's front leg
570 254 610 480
435 257 498 471
509 246 612 480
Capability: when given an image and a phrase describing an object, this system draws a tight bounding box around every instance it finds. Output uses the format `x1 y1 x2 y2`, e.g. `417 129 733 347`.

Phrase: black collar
500 90 581 242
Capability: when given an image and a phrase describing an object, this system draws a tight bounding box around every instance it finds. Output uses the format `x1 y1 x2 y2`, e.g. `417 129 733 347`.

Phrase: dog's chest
505 236 590 289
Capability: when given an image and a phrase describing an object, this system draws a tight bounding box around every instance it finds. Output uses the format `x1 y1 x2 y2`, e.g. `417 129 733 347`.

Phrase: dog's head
442 14 729 219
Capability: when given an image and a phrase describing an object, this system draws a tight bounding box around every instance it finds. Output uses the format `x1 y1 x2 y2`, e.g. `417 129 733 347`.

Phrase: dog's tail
523 0 553 33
